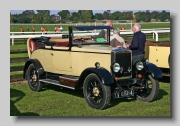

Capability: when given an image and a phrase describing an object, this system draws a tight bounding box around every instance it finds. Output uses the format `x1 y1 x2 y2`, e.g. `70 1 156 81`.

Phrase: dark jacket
129 31 146 56
95 29 108 41
96 29 105 38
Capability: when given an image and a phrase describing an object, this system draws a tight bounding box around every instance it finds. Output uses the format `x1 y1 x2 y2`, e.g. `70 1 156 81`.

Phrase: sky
10 10 170 15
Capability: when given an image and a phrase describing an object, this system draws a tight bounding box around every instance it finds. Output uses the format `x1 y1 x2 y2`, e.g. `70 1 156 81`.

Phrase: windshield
70 26 111 46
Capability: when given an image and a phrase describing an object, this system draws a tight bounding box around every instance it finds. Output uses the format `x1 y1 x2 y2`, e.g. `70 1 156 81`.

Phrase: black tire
83 73 111 110
27 64 43 92
136 75 159 102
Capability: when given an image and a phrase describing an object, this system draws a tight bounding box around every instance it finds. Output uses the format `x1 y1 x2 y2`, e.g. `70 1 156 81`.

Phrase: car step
39 79 75 90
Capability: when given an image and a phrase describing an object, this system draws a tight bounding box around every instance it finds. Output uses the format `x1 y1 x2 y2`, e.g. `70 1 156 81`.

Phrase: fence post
153 29 154 39
12 33 14 46
153 31 158 42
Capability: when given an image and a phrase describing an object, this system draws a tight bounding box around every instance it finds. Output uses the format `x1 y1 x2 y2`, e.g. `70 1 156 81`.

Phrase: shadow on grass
41 84 84 98
10 88 40 116
155 89 169 101
107 88 168 109
159 76 170 83
39 77 169 110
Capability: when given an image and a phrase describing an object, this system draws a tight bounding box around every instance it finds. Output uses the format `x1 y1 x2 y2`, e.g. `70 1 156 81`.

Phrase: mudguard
23 59 44 79
145 62 162 78
78 67 114 86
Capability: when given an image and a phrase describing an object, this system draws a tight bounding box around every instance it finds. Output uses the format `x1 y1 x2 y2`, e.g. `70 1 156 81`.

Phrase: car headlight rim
112 62 120 73
136 61 144 71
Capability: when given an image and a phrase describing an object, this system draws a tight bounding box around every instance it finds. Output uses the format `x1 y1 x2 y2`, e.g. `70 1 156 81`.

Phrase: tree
151 11 160 19
94 13 104 20
135 11 144 22
158 10 168 22
118 12 126 20
125 11 133 20
31 14 38 23
36 10 52 23
16 14 31 23
166 12 170 21
84 10 93 21
110 11 119 20
103 11 110 20
143 10 151 22
58 10 70 20
69 12 78 21
22 10 35 16
77 10 93 21
43 11 52 23
10 13 15 23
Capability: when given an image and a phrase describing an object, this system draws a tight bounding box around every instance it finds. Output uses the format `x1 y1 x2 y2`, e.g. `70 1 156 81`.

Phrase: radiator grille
111 50 132 77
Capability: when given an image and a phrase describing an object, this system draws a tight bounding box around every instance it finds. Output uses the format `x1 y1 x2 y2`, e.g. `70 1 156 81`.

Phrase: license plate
113 89 134 98
120 90 134 97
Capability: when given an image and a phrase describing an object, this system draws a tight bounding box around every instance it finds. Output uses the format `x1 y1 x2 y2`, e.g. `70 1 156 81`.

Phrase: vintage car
23 26 162 110
126 40 170 76
144 41 170 76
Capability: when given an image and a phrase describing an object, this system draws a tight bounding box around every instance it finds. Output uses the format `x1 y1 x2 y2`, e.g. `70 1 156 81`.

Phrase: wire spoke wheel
83 73 111 110
87 81 103 105
27 64 43 92
136 75 159 102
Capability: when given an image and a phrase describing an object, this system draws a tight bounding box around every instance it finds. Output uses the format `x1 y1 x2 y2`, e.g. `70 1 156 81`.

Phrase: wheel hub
93 87 100 96
32 74 37 82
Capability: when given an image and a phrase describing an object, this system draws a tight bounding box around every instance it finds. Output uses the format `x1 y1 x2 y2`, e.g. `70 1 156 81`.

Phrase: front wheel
136 75 159 102
83 73 111 110
26 64 43 92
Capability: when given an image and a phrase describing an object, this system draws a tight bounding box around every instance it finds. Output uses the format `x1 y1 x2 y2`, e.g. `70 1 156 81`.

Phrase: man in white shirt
110 28 127 48
60 26 63 33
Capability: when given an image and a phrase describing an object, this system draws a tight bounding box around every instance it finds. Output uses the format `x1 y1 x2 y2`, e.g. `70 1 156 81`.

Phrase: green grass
10 44 27 50
10 53 28 58
10 71 23 76
147 37 170 42
10 23 170 32
10 78 170 116
10 62 25 67
10 44 27 77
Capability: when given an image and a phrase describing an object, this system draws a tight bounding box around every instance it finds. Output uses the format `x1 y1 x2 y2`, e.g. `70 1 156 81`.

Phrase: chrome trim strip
59 76 79 81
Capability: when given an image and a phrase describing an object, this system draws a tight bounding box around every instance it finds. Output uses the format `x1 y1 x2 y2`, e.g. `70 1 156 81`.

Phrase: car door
51 50 73 72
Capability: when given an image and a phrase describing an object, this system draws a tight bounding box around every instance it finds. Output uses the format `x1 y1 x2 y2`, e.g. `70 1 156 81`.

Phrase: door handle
51 53 53 56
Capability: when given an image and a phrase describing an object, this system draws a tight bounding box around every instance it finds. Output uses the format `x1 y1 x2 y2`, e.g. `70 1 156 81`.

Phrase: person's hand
126 43 130 49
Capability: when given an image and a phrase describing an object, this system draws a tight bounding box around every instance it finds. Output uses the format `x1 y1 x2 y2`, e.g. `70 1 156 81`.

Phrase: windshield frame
68 26 111 51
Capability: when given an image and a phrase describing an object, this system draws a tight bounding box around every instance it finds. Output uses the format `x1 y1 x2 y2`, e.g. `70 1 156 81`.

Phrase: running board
39 79 75 90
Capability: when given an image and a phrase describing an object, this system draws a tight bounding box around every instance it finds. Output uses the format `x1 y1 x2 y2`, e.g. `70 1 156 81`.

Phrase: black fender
23 59 44 79
145 62 162 78
76 67 114 88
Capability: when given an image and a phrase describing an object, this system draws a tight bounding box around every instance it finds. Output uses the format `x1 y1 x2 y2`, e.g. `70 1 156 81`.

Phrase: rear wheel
83 73 111 110
27 64 43 92
136 75 159 102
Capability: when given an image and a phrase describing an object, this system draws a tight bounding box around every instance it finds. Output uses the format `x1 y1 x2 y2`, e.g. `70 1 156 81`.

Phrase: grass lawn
10 53 28 58
10 77 170 116
147 37 170 42
10 44 27 50
10 71 23 76
10 62 25 67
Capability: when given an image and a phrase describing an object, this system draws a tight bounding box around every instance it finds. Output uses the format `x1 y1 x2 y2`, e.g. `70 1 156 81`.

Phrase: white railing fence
10 29 170 45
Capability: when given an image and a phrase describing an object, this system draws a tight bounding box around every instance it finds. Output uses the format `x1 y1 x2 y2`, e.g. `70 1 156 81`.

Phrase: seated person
110 28 127 48
95 20 113 42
